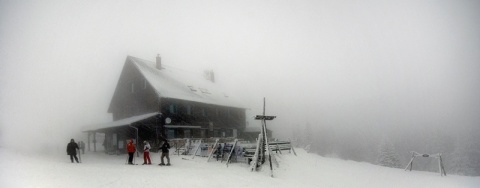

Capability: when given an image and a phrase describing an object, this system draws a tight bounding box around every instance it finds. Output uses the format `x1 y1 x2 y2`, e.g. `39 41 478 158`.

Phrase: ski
78 148 82 163
207 139 219 162
192 139 202 159
226 139 238 167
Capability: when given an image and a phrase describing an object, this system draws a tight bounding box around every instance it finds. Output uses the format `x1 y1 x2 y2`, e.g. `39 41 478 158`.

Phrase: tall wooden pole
263 98 274 177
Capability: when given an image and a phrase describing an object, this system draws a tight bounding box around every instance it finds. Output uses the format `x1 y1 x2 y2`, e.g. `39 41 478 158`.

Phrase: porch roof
83 112 161 132
164 125 202 129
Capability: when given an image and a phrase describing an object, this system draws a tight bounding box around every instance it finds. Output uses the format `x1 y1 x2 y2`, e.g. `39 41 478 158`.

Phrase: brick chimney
156 54 162 70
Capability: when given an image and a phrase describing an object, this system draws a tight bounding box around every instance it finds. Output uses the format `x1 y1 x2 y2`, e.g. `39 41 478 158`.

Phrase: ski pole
78 148 82 163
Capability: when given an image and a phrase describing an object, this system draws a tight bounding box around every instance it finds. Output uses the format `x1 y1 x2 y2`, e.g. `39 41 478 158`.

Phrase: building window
169 104 177 114
225 129 233 137
167 130 175 139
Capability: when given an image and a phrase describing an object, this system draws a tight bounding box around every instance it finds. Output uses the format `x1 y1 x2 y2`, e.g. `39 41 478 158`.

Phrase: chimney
204 70 215 83
156 54 162 70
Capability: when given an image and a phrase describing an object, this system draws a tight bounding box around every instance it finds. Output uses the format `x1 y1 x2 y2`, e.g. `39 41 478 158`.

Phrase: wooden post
263 119 273 177
405 152 415 171
438 155 442 176
291 145 297 156
250 134 262 172
93 132 97 152
440 155 447 176
276 144 282 154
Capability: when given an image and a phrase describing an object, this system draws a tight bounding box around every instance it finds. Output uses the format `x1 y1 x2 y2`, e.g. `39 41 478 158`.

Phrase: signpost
253 98 276 177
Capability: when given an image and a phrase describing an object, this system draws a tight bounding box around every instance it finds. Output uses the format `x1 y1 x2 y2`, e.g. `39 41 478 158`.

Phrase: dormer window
187 86 197 92
199 88 210 94
169 104 177 114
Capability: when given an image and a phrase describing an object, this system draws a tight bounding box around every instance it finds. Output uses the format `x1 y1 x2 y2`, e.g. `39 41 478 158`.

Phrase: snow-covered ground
1 148 478 188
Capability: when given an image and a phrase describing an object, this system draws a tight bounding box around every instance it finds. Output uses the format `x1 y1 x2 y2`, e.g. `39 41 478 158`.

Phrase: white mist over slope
0 0 479 174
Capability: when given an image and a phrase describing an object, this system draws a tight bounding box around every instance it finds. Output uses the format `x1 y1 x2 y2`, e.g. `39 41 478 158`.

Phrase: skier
142 141 152 165
215 143 222 161
126 139 136 165
66 139 80 163
159 139 171 166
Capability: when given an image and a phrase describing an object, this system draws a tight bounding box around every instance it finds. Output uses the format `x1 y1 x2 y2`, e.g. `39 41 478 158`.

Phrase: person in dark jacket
66 139 80 163
159 140 171 166
215 143 222 161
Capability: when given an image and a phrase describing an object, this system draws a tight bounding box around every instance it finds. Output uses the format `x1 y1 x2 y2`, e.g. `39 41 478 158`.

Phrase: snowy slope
0 148 478 188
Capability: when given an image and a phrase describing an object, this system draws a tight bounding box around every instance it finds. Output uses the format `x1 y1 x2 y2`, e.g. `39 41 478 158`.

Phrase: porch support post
93 132 97 152
88 132 91 151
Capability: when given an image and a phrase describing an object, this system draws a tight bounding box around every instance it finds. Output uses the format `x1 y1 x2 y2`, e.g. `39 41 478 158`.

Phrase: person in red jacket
126 139 136 165
142 141 152 165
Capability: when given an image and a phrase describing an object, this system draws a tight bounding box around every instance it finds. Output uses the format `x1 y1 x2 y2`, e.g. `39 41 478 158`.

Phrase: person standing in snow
159 140 171 166
215 143 222 161
142 141 152 165
126 139 136 165
80 141 85 154
66 139 80 163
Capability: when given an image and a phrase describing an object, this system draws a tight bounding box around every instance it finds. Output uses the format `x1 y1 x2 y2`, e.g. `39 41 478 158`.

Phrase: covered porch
83 112 162 154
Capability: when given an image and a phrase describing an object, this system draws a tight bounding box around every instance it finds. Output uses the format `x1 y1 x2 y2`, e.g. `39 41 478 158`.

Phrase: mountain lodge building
84 55 249 153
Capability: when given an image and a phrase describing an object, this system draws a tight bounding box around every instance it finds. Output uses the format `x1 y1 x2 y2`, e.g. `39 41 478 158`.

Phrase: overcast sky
1 0 479 151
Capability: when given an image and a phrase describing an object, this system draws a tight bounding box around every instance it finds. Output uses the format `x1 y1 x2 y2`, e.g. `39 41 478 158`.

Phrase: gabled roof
127 56 245 108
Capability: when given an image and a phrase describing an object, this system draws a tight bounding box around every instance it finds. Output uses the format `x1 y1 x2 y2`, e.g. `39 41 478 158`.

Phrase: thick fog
1 0 479 174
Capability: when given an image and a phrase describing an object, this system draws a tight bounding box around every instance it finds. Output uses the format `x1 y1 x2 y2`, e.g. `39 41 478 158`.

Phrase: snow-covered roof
128 56 245 108
83 112 160 132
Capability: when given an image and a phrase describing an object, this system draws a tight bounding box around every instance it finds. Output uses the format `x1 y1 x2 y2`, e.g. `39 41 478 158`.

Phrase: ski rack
191 139 202 159
226 139 238 167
